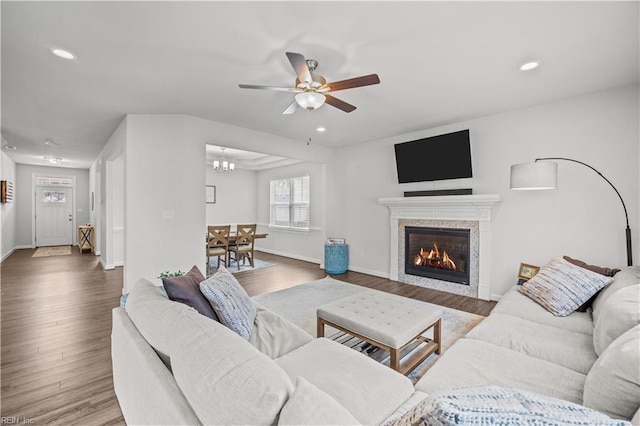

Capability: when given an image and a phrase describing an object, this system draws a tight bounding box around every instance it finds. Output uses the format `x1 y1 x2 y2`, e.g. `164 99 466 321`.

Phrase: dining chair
228 224 256 270
207 225 231 275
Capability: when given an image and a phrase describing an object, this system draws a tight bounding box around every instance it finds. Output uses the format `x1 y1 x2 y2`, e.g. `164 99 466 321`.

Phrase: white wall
206 168 257 226
93 117 126 269
256 161 327 264
329 85 639 297
14 164 90 247
1 150 17 261
124 115 205 292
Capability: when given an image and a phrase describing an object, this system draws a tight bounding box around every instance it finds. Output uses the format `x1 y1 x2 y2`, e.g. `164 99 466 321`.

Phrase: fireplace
378 194 501 300
405 226 471 285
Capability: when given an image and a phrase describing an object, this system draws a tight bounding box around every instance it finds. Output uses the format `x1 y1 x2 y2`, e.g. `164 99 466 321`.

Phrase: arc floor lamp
510 157 633 266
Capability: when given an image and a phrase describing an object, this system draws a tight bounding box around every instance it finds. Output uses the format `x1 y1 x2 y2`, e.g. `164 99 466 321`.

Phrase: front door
35 186 73 247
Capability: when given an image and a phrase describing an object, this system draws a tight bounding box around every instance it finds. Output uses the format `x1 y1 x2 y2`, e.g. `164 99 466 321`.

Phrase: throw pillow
583 324 640 420
199 265 257 340
563 256 621 312
563 255 621 277
592 284 640 355
423 385 630 425
162 265 220 322
518 257 613 317
278 377 361 425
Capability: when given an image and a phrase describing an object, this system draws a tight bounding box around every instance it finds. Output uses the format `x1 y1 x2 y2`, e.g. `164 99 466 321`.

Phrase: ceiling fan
239 52 380 114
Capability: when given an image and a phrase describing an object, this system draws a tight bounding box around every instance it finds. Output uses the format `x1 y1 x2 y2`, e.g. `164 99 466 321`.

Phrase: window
36 176 72 186
270 176 310 230
42 190 67 203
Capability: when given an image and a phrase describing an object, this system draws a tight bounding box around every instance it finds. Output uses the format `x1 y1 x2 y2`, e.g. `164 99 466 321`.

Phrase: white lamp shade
295 92 326 110
510 161 558 190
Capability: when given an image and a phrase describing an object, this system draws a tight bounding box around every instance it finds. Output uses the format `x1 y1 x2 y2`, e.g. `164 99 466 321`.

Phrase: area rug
32 245 72 257
208 258 275 276
252 276 485 383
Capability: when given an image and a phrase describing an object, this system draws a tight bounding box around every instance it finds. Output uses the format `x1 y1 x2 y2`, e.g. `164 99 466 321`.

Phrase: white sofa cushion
276 337 415 425
415 338 586 404
583 324 640 420
492 286 594 335
465 312 597 374
593 284 640 356
249 302 313 359
423 385 629 426
170 307 294 425
125 278 193 365
518 257 612 317
592 267 640 324
278 377 360 426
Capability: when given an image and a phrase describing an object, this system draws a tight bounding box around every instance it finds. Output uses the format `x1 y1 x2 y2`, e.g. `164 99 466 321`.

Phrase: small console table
77 225 95 253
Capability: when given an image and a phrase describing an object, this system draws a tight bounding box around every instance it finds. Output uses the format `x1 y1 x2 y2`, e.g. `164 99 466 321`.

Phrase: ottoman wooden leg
434 319 441 355
317 318 325 338
390 348 401 372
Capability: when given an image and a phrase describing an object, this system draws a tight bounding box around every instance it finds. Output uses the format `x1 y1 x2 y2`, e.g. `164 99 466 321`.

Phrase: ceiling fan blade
282 100 299 115
323 74 380 92
325 95 357 113
286 52 312 85
239 84 297 92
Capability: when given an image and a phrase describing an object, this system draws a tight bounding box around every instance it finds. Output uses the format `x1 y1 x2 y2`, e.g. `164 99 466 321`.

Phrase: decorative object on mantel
1 180 14 203
239 51 380 115
510 157 632 266
213 147 235 173
517 262 540 285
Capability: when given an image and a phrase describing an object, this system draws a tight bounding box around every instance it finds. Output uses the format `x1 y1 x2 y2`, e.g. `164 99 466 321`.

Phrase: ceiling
2 1 638 169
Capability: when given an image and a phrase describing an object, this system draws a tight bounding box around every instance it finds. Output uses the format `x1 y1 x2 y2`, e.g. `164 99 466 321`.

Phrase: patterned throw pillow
518 257 613 317
199 265 257 339
423 385 630 425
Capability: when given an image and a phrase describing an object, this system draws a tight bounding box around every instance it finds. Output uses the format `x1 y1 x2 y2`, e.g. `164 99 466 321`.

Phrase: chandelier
213 147 235 173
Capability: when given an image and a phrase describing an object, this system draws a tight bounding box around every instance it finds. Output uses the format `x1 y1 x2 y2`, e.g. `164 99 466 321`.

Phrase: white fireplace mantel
378 194 502 300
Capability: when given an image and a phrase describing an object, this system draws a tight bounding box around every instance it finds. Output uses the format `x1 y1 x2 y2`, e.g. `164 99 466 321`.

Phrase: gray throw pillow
199 265 257 339
518 257 613 317
162 265 219 322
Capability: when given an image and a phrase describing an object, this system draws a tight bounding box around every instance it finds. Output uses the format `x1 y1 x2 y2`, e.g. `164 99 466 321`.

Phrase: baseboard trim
1 247 16 263
100 258 115 270
255 248 320 265
490 293 503 302
346 265 390 279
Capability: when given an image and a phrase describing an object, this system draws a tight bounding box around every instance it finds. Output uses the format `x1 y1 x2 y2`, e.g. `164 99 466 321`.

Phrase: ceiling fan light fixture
295 92 325 110
520 61 540 71
50 48 77 60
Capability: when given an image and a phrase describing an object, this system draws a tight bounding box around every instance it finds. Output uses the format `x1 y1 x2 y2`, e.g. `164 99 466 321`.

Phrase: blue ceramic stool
325 244 348 274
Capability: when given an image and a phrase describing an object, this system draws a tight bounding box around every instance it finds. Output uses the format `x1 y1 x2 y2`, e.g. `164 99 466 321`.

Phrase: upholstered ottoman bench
317 290 442 375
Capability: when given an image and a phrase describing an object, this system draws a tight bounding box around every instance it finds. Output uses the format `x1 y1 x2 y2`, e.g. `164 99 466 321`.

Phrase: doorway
32 174 76 248
35 186 74 247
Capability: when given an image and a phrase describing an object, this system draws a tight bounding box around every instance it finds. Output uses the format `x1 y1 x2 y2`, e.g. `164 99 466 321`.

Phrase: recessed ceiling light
2 145 17 150
44 139 57 146
44 157 62 164
520 61 540 71
316 127 326 132
50 48 77 60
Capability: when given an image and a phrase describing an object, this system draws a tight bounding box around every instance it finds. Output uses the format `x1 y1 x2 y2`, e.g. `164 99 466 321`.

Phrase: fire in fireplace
405 227 470 285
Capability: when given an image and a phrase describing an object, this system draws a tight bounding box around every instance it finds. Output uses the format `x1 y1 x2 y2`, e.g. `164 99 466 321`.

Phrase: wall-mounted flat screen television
394 129 472 183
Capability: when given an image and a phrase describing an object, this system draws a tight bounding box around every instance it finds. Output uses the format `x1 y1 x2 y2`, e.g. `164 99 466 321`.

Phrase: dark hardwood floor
1 248 495 425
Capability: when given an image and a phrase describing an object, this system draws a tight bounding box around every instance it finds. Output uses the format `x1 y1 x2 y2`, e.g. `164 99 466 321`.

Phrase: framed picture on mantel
205 185 216 204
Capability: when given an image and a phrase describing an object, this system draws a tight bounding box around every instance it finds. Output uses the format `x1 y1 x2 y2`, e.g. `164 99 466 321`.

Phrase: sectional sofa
415 264 640 423
111 263 639 424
